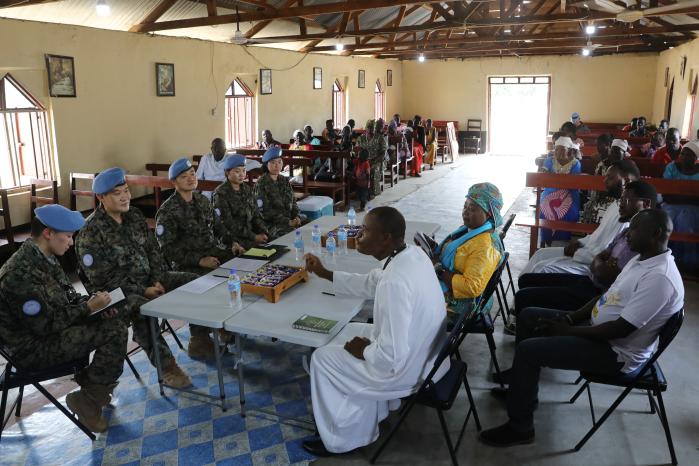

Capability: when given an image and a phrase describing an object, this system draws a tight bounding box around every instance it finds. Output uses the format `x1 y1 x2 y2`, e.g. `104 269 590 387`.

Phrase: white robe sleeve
332 269 382 299
196 156 207 180
362 280 413 377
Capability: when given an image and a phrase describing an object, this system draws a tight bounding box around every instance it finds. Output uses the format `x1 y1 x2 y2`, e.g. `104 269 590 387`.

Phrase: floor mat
0 332 317 466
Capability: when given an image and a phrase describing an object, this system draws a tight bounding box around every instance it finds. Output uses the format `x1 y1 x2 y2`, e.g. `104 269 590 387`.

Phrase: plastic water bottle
366 203 372 212
347 207 357 226
337 225 348 255
326 233 337 264
227 268 242 311
293 229 305 261
311 224 322 254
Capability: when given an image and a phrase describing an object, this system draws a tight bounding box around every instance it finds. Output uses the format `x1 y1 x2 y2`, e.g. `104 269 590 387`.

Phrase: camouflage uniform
0 240 127 386
155 190 234 275
255 172 300 239
358 133 387 196
212 181 269 250
75 206 206 366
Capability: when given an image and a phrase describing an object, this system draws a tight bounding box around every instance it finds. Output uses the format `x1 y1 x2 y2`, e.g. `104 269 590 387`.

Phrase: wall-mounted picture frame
45 54 76 97
358 69 365 88
387 69 392 86
313 67 322 89
664 66 669 87
260 69 272 95
680 56 687 80
156 63 175 96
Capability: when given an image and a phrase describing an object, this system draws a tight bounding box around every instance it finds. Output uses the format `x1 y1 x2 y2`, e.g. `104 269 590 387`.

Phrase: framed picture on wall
387 69 392 86
156 63 175 96
358 69 365 88
260 69 272 95
45 54 76 97
313 67 322 89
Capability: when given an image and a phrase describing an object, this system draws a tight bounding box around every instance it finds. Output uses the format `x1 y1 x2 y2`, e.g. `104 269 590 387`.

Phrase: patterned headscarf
466 182 504 228
365 119 375 132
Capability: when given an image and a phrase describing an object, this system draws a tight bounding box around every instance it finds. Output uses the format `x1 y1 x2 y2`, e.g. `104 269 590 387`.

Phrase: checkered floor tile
0 331 317 466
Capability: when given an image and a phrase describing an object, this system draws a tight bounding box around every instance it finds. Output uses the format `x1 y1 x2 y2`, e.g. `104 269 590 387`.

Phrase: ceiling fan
585 0 699 23
230 4 248 45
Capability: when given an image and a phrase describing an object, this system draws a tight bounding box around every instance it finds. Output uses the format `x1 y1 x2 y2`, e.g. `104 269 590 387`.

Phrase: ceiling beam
128 0 178 32
0 0 60 7
131 0 450 32
298 0 307 35
339 11 350 34
244 0 298 39
307 24 699 52
432 3 454 21
206 0 217 16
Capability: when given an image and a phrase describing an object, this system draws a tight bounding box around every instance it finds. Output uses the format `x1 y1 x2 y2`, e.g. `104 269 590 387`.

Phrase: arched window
0 74 54 188
681 74 698 138
225 78 254 149
332 80 345 129
374 79 385 121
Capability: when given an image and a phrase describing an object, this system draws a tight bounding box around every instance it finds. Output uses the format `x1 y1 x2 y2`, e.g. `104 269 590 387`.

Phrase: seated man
521 160 640 276
515 181 657 315
0 205 128 433
571 112 590 134
480 209 684 446
75 168 201 377
301 207 448 456
257 129 281 150
651 128 682 165
196 137 230 199
156 157 244 275
629 116 649 137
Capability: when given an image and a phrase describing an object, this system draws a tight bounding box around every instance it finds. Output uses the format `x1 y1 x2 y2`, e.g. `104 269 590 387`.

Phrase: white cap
554 136 579 150
611 139 629 152
683 140 699 157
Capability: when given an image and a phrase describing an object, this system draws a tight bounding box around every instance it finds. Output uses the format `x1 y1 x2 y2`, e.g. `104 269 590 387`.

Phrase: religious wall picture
45 54 76 97
313 67 322 89
387 69 392 86
260 68 272 95
358 69 365 88
156 63 175 96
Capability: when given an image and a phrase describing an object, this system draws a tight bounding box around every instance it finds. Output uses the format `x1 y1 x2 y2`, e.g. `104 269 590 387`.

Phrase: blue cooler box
298 196 334 220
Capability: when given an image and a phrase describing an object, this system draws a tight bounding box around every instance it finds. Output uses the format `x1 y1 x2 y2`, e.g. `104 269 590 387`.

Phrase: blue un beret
262 147 282 163
93 167 126 195
223 154 246 170
169 157 194 180
34 204 85 233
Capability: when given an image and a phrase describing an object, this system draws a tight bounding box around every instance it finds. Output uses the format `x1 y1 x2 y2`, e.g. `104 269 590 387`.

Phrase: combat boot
66 383 116 433
162 356 192 388
187 334 216 360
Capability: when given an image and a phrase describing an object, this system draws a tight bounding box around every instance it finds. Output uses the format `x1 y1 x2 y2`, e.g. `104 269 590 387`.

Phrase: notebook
414 232 438 259
88 288 126 319
293 314 338 334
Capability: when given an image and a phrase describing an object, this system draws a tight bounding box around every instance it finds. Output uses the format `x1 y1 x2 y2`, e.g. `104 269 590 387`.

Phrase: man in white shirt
301 207 448 456
480 208 684 447
196 138 261 198
520 160 641 276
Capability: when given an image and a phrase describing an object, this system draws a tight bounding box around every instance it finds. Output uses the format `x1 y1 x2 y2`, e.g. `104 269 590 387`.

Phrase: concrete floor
319 154 699 466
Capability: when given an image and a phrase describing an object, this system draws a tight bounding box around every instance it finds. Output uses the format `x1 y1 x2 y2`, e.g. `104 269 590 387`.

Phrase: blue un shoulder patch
82 254 94 267
156 224 165 236
22 300 41 316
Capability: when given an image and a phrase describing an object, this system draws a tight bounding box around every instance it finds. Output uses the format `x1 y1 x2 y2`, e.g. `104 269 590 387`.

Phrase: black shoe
302 438 336 457
492 368 513 385
479 422 535 447
503 322 517 336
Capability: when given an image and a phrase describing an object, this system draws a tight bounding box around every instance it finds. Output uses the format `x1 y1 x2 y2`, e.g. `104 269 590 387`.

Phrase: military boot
187 334 216 360
162 356 192 389
66 383 116 433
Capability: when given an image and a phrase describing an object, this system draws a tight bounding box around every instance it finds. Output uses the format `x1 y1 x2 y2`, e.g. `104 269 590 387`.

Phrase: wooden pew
517 172 699 257
579 157 666 178
29 178 58 220
70 172 98 216
0 186 29 250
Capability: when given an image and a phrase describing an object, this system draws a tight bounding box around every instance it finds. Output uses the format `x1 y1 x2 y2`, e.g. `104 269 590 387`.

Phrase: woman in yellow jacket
434 182 504 317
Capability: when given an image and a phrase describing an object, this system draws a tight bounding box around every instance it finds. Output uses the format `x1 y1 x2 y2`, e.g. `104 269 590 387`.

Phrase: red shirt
354 160 371 188
651 145 682 165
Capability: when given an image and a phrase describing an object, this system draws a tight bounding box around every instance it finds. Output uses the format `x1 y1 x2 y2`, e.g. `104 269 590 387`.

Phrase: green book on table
293 314 338 334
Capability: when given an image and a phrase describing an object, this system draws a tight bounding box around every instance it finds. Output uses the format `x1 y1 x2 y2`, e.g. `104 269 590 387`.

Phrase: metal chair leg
646 390 655 414
32 383 95 440
369 397 418 464
124 355 141 380
437 409 459 466
574 386 634 452
162 320 184 350
569 380 590 403
585 384 596 424
463 373 481 431
654 388 678 465
485 331 503 389
14 385 23 417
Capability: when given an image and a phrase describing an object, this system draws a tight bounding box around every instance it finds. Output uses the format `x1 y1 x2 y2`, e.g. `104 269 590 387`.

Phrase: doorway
488 76 551 156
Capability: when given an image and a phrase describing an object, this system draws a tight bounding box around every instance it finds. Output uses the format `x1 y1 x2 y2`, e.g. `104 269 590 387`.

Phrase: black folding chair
569 308 684 465
461 252 510 388
495 214 516 323
0 340 95 441
370 305 481 466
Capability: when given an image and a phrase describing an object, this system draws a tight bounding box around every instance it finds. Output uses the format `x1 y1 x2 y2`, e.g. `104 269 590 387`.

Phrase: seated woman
425 119 438 168
662 141 699 269
321 119 338 145
212 155 269 250
581 138 628 224
433 182 504 317
290 130 310 150
255 147 302 239
539 136 581 245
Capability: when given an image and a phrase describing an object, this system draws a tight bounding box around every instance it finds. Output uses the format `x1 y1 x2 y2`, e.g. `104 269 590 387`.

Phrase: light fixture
582 48 591 56
96 0 111 16
335 40 344 51
231 5 247 45
585 23 596 35
523 0 531 3
524 39 533 43
418 54 425 62
597 24 606 29
504 29 512 33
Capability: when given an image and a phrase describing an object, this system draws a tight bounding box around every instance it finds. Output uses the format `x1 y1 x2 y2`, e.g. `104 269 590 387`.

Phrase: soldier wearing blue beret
0 204 128 433
76 167 195 386
256 148 302 239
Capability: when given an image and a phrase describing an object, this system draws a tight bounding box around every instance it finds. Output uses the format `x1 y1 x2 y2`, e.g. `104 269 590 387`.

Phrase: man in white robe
196 137 261 199
302 206 449 456
521 160 640 276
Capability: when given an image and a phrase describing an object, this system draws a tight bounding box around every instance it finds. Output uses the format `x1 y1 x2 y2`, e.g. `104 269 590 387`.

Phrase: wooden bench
29 178 59 221
579 156 666 178
518 172 699 257
0 186 30 250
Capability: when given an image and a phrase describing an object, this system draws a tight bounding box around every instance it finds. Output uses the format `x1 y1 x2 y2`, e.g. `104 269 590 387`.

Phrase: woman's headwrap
466 182 504 228
365 119 375 131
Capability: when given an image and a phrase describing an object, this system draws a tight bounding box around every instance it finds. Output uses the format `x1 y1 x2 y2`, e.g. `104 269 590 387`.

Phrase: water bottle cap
313 224 319 227
328 232 333 237
295 229 301 235
230 268 237 274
